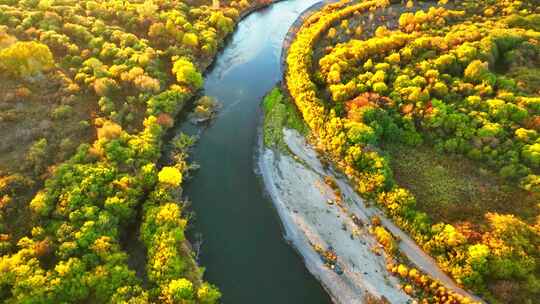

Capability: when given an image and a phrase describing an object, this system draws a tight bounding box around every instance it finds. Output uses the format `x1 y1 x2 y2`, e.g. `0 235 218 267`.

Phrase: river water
175 1 332 303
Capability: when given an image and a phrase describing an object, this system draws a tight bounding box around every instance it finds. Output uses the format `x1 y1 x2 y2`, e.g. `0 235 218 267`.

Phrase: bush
97 121 123 141
373 226 397 254
158 166 182 187
372 82 388 94
26 138 49 175
172 57 203 90
522 143 540 167
51 105 73 120
197 282 222 304
147 90 186 115
163 279 194 302
0 41 54 77
346 122 377 145
94 77 118 97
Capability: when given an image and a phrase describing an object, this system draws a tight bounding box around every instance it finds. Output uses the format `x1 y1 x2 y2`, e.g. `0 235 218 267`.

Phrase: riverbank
156 0 292 287
256 85 484 303
171 1 335 302
258 123 488 303
270 0 492 302
257 127 411 304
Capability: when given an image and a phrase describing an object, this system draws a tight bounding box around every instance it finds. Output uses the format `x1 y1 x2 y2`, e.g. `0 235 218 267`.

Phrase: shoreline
270 0 487 302
256 125 486 303
156 0 293 293
200 0 287 74
256 127 410 304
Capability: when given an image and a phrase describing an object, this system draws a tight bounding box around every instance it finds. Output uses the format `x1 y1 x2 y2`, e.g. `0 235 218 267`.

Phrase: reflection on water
176 1 332 303
208 2 308 82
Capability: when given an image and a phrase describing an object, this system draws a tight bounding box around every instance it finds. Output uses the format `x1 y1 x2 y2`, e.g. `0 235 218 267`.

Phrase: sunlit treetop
158 166 183 187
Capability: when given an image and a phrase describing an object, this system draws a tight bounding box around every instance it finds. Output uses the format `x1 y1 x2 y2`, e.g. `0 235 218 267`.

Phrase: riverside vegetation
0 0 271 303
285 0 540 303
2 0 540 303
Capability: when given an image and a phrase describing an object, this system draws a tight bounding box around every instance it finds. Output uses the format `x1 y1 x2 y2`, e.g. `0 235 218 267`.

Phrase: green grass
383 142 539 226
262 87 308 150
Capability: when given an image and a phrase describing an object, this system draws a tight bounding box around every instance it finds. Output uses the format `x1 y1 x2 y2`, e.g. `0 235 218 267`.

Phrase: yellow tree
0 41 54 77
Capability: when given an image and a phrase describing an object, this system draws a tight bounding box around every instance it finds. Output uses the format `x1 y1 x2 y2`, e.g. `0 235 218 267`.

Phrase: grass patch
262 87 307 150
383 142 539 226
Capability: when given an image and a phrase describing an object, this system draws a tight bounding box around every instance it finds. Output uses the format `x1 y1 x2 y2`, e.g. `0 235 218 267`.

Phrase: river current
174 1 332 303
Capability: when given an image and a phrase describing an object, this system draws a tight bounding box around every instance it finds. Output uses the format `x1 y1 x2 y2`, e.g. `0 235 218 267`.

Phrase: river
174 1 332 303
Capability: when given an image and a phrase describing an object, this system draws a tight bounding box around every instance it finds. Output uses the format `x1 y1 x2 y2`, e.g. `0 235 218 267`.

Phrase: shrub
197 282 222 304
522 143 540 167
93 77 118 97
346 122 377 145
26 138 49 175
372 82 388 94
147 90 186 115
158 167 182 187
373 226 397 254
0 41 54 77
163 279 194 302
182 33 199 48
51 105 73 120
172 58 203 90
97 121 123 141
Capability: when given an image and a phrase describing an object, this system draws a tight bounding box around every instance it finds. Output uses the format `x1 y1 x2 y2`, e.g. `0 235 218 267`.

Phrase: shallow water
175 1 332 303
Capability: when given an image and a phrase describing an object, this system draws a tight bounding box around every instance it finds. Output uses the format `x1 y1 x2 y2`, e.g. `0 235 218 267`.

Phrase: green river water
175 1 333 303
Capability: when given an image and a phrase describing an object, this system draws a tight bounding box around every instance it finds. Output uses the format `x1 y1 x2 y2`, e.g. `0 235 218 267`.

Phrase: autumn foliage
285 0 540 302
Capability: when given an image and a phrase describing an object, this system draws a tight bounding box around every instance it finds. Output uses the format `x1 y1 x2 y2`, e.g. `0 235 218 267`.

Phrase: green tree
163 279 194 303
197 282 222 304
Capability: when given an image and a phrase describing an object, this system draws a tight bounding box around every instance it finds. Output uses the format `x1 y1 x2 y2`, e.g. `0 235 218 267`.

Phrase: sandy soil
258 128 485 304
335 180 485 304
258 129 410 304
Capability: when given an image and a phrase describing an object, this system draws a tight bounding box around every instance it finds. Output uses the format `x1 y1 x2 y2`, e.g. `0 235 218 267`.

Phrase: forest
285 0 540 303
1 0 540 303
0 0 268 303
